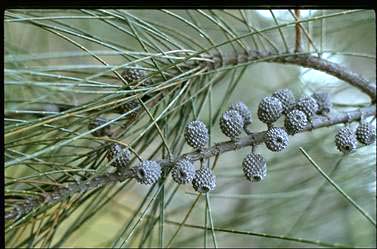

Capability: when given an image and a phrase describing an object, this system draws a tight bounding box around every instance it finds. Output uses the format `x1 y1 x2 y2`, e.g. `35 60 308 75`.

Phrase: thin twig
5 105 376 222
290 9 318 54
294 9 302 52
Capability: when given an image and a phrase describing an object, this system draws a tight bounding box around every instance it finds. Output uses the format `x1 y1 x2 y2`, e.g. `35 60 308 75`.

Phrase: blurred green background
4 9 376 248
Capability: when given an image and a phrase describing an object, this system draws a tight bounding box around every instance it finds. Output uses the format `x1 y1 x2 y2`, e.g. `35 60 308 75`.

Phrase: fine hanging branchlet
5 90 376 222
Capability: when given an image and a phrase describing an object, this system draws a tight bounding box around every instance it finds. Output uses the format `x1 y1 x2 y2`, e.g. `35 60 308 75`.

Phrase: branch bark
294 9 302 52
6 105 376 222
274 54 376 101
206 50 376 101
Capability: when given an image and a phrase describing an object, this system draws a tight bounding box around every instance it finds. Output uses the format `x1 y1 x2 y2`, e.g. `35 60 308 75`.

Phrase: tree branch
5 105 376 222
294 9 302 52
274 54 376 101
207 50 376 101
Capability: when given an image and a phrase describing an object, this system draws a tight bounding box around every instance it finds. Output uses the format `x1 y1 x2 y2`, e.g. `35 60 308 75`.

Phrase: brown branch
274 54 376 101
291 9 317 53
210 50 376 101
294 9 302 52
5 105 376 222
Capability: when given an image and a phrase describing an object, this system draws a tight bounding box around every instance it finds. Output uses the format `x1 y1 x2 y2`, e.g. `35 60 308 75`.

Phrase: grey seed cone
116 100 140 118
171 159 196 184
229 101 252 125
335 127 357 153
257 96 283 124
284 109 308 135
264 127 289 152
312 92 332 114
88 117 111 137
107 143 131 168
242 152 267 182
295 95 319 118
121 66 152 86
272 88 296 114
356 123 376 145
192 167 216 193
220 110 244 139
131 160 161 185
184 120 209 150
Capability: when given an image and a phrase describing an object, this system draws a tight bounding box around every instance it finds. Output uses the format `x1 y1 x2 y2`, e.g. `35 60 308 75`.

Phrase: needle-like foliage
4 9 376 248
